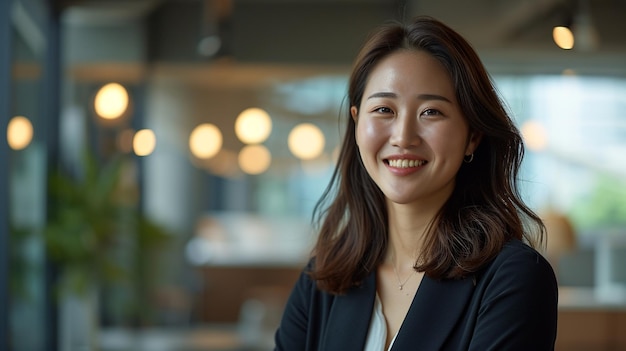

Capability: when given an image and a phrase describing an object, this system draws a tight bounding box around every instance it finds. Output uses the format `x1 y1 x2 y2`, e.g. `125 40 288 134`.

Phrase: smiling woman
274 16 558 351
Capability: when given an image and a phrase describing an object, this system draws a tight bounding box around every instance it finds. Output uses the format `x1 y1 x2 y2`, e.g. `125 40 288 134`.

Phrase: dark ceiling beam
489 0 569 43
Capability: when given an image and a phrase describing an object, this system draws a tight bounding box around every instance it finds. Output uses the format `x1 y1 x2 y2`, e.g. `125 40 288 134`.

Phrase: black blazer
274 239 558 350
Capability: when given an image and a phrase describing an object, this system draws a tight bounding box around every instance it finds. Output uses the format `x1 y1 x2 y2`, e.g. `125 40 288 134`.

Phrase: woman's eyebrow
366 92 397 100
416 94 452 103
366 92 452 103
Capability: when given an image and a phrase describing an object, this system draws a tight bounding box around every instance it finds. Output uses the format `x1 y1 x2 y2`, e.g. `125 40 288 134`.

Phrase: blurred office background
2 0 626 350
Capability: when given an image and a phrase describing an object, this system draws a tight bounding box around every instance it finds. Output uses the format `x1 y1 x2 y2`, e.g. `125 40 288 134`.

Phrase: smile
386 159 428 168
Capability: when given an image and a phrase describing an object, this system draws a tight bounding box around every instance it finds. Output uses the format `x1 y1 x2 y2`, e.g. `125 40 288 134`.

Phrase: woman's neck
385 201 441 267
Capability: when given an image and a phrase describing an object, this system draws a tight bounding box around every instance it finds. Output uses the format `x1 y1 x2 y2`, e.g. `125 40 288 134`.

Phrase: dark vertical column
42 2 62 351
0 0 14 348
129 83 147 326
131 84 146 211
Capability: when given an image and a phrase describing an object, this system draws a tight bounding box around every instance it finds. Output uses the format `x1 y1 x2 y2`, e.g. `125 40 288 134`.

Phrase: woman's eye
422 108 441 116
374 107 392 114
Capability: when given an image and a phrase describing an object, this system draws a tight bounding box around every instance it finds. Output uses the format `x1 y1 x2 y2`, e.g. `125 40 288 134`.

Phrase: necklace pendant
398 285 403 290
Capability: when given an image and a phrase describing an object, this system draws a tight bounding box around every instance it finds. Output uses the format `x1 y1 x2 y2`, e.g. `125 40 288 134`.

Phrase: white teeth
388 159 426 168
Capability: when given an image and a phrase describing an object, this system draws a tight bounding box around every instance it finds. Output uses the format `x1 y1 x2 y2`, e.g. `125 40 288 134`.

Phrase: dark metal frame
1 0 62 349
42 3 62 349
0 0 14 348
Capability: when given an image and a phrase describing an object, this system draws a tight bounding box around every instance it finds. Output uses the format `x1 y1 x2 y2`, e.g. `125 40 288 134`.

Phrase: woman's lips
386 159 427 168
384 157 428 175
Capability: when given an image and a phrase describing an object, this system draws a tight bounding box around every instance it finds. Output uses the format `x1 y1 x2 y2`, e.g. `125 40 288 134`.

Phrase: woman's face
352 50 480 208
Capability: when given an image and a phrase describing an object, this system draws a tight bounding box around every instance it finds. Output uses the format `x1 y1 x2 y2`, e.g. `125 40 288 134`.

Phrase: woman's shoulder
283 258 341 315
499 238 549 262
294 258 316 286
292 258 326 296
480 238 556 284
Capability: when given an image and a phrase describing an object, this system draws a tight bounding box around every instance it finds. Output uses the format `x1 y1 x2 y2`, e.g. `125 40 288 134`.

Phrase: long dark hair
310 16 545 295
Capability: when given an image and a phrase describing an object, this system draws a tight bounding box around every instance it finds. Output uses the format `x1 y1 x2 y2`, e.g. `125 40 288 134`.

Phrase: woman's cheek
361 119 384 144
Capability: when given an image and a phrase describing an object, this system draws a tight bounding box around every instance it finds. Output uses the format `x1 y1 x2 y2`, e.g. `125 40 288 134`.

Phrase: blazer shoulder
293 258 317 293
499 238 550 264
480 238 556 287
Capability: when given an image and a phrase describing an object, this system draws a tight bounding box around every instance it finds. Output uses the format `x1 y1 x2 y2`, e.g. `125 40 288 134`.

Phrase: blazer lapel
320 271 377 350
392 275 475 350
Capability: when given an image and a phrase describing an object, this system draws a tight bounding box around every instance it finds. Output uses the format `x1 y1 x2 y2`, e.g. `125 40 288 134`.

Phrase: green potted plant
45 149 171 333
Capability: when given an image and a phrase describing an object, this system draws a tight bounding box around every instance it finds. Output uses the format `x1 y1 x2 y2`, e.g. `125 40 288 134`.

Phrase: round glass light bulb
234 107 272 144
133 129 156 156
189 123 223 159
288 123 325 160
238 145 271 175
7 116 34 150
94 83 129 120
553 26 574 50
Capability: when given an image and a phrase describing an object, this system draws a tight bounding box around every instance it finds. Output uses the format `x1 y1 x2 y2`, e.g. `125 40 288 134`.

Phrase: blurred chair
542 209 577 277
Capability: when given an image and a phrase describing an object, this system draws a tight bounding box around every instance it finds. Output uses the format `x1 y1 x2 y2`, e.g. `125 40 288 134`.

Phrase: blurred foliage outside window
569 174 626 232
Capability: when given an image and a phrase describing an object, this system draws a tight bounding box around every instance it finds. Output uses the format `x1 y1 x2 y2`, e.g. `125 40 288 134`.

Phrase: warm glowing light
288 123 325 160
7 116 34 150
234 108 272 144
133 129 156 156
94 83 129 120
238 145 271 175
553 26 574 50
189 123 223 159
521 120 548 151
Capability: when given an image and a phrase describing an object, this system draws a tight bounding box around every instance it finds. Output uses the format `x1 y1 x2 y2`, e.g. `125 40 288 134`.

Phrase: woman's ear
350 106 358 123
466 131 483 155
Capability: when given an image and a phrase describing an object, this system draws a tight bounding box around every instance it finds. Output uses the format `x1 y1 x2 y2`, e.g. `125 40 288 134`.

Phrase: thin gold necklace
392 261 417 290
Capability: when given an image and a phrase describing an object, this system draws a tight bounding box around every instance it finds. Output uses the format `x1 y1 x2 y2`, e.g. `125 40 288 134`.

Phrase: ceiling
412 0 626 52
59 0 626 50
56 0 626 87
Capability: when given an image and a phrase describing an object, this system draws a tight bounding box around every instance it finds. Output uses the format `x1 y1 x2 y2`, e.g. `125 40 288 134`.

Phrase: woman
274 16 558 351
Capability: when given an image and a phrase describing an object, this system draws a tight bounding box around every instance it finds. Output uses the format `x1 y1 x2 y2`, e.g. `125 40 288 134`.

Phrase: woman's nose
390 113 421 148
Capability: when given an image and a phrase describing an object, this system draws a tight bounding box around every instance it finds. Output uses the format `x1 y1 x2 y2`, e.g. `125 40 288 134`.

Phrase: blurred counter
186 212 311 325
557 286 626 351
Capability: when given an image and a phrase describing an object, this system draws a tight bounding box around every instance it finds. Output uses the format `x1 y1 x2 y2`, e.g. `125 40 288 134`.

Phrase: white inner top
364 294 398 351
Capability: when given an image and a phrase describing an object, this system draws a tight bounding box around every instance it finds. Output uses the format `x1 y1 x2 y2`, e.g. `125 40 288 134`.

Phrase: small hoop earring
464 153 474 163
